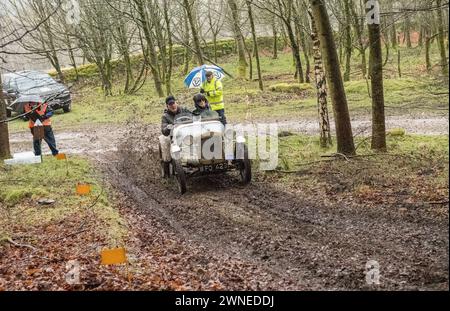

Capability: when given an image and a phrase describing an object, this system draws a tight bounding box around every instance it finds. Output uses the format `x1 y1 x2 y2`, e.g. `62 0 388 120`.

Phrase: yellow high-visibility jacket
201 78 224 111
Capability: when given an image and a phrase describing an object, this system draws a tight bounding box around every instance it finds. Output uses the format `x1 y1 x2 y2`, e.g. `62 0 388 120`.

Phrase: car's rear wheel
63 102 72 113
238 144 252 184
172 159 187 194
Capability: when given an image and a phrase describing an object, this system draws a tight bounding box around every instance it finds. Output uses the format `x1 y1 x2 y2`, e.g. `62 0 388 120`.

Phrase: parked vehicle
1 70 72 118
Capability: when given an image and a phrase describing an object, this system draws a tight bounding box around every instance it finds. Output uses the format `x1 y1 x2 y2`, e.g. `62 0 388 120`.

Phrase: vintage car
159 112 251 194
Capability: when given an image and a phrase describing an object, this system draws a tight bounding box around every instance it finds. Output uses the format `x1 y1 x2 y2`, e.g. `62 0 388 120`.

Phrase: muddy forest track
7 120 448 290
97 124 448 290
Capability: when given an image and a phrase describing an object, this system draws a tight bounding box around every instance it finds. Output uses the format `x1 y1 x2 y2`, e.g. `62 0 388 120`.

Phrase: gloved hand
166 124 174 131
200 88 205 94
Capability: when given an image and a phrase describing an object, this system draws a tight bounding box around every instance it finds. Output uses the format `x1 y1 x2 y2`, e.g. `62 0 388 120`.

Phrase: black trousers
30 126 59 156
215 109 227 125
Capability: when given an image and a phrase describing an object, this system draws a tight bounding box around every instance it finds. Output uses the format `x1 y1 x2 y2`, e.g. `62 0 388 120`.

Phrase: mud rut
93 124 448 290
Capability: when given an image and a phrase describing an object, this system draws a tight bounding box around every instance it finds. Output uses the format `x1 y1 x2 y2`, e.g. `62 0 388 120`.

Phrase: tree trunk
301 33 311 83
183 0 204 65
228 0 248 78
309 10 332 148
68 47 79 81
418 25 424 47
405 16 412 48
0 74 11 160
135 0 164 97
163 0 174 95
213 35 218 63
425 33 432 73
183 11 191 75
295 12 311 83
397 50 401 78
349 0 367 77
367 2 387 152
310 0 355 155
286 22 304 83
343 0 352 81
436 0 449 75
390 1 397 48
247 0 263 91
51 53 65 83
272 22 278 59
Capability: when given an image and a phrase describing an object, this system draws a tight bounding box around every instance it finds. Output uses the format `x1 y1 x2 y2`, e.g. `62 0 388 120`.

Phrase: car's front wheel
238 143 252 184
63 102 72 113
172 159 187 194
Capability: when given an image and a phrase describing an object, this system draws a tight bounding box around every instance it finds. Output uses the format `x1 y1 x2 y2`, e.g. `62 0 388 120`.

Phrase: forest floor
2 115 448 290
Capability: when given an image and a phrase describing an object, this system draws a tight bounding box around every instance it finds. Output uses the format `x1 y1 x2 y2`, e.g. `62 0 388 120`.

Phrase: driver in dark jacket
159 96 191 166
161 95 191 136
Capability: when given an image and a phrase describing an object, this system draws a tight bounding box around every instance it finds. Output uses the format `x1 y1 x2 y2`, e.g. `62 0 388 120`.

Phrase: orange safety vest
24 103 51 128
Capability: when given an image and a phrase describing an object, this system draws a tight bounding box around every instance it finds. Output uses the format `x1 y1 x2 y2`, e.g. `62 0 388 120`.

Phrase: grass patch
269 83 314 94
272 133 449 205
0 156 127 246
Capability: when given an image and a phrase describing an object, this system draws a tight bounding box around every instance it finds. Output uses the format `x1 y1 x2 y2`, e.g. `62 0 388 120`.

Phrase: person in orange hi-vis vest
24 101 59 156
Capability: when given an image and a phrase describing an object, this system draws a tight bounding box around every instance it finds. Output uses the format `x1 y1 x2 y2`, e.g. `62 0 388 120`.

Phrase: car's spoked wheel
172 159 187 194
238 144 252 184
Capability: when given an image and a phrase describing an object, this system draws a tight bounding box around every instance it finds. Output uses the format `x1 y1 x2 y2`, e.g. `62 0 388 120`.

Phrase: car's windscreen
14 75 57 92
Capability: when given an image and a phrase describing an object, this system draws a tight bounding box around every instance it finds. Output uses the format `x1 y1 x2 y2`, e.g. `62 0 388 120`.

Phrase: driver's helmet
193 94 210 110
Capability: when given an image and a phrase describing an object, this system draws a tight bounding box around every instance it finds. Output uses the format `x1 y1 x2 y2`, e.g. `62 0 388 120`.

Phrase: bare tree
436 0 449 75
182 0 205 65
349 0 368 78
343 0 352 81
246 0 263 90
0 73 11 160
227 0 248 78
6 0 65 82
254 0 305 83
75 0 113 96
204 0 227 63
367 1 386 151
308 9 332 148
310 0 355 155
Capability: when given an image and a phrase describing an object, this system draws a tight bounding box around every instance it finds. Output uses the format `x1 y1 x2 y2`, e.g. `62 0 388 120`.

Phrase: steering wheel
176 116 192 122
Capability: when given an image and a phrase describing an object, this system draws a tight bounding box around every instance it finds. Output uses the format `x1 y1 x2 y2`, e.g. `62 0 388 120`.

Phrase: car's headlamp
182 135 193 146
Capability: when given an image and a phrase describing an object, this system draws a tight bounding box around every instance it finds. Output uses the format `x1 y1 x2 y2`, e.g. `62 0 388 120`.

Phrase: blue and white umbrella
184 65 225 89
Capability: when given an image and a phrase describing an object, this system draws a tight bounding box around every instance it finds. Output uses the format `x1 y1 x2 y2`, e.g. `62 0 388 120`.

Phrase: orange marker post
55 153 67 160
101 247 131 284
76 183 91 195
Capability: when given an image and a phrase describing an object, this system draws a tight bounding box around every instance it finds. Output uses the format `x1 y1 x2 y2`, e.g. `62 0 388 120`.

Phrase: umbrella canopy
184 65 225 89
11 95 46 112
